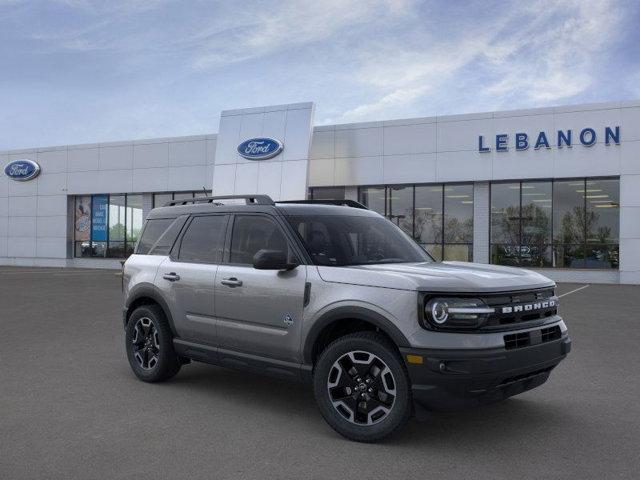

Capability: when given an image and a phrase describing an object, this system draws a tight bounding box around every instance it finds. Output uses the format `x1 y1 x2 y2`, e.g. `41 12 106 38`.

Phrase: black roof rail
276 199 368 210
164 194 275 207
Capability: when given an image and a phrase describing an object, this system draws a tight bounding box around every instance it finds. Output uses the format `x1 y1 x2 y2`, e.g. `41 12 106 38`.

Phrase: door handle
163 272 181 282
221 277 243 287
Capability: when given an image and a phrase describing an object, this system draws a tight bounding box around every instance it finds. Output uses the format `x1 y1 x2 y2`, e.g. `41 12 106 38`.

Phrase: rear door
214 214 307 362
157 214 229 345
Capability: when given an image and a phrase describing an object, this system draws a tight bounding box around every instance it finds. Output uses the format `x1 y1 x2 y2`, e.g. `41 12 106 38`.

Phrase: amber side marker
406 354 424 365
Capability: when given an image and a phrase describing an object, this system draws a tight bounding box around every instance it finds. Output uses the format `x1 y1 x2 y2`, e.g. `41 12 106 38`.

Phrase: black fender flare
302 306 410 364
124 283 177 337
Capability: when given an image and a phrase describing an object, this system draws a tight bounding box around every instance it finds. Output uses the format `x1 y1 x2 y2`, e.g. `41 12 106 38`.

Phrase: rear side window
178 215 227 264
136 218 174 254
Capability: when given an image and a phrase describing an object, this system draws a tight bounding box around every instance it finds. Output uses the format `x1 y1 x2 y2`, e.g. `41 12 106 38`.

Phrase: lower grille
504 325 562 350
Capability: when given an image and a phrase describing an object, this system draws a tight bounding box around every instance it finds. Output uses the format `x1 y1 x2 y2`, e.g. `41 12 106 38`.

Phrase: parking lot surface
1 267 639 479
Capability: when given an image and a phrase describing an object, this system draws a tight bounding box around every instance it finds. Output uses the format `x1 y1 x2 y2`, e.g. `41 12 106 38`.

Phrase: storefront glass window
387 186 413 236
152 191 212 207
126 194 143 255
359 187 386 216
359 183 474 262
492 178 619 269
415 185 443 260
444 184 474 262
309 187 346 200
73 193 148 259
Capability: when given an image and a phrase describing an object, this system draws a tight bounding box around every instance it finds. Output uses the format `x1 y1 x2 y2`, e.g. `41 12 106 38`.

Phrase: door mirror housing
253 249 298 270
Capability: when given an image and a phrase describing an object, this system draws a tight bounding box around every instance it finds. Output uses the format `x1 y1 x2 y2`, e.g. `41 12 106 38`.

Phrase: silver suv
122 195 571 442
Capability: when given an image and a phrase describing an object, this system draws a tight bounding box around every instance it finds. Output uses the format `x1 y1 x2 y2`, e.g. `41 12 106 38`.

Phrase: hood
316 261 554 293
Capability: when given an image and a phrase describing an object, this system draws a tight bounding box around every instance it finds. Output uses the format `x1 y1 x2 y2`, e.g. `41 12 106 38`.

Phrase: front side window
229 215 291 265
287 215 431 266
178 215 227 264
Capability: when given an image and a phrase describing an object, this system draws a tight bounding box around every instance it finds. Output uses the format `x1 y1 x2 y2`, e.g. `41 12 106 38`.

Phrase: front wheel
313 332 412 442
125 305 181 383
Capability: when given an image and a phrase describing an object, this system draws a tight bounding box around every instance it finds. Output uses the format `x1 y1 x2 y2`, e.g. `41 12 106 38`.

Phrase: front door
157 214 229 345
214 214 306 362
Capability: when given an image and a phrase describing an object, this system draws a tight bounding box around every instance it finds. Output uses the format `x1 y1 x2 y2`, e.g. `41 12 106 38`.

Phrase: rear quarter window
136 216 187 255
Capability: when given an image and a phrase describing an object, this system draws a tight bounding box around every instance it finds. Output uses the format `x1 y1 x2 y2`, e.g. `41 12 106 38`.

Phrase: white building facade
1 100 639 284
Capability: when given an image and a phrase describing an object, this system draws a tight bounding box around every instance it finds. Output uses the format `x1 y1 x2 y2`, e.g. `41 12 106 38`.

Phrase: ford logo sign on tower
237 138 283 160
4 159 41 181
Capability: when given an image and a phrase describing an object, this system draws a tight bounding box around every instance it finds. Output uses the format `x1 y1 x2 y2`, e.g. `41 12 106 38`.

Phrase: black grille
482 288 557 329
504 325 562 350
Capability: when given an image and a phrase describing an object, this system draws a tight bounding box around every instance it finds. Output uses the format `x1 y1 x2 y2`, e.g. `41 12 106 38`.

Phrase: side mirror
253 249 298 271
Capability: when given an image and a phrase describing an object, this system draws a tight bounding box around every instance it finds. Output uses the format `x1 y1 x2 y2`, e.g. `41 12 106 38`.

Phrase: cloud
334 0 626 123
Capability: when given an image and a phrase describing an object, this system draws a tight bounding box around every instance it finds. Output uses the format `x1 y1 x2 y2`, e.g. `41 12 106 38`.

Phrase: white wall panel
99 144 133 170
437 151 492 182
308 158 335 186
169 140 206 167
68 147 100 172
134 142 169 169
257 162 282 199
620 140 640 175
620 107 640 142
36 237 67 258
383 153 436 185
37 216 67 237
280 160 309 200
37 149 68 173
438 118 493 152
234 163 259 194
167 165 208 191
334 156 383 186
8 178 37 196
383 123 436 155
282 107 315 162
8 217 36 237
37 173 67 196
133 168 169 192
215 114 243 165
67 171 102 195
0 198 7 217
97 169 133 193
212 164 236 195
8 237 36 257
8 196 37 216
335 127 382 158
37 195 67 217
310 130 334 160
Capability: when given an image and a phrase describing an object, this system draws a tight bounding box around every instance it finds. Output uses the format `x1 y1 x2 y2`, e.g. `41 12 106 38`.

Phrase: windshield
287 215 432 266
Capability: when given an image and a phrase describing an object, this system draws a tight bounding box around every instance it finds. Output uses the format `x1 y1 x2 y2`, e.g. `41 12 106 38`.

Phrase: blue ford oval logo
4 159 41 181
237 137 283 160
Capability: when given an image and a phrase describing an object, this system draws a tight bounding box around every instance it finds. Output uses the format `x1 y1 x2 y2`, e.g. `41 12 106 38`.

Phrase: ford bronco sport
122 195 571 442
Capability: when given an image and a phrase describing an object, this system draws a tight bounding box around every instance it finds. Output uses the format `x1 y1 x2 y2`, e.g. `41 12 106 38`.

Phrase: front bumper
400 334 571 411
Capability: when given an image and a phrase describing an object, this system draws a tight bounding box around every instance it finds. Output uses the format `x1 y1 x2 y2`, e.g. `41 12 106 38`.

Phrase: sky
1 0 639 150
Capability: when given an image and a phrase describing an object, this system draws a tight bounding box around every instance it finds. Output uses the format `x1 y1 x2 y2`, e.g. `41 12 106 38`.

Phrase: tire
125 304 181 383
313 332 412 442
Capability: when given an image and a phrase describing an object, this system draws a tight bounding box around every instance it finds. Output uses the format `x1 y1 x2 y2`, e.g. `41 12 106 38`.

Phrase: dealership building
1 100 639 284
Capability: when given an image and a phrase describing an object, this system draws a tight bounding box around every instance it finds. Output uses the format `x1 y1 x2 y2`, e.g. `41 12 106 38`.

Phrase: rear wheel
125 305 181 382
313 332 412 442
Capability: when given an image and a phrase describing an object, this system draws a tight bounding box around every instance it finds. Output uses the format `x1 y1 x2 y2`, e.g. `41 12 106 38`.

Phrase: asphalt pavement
0 267 639 479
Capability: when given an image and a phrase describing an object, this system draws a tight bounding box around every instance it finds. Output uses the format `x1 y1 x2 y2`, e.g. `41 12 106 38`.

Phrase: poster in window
91 195 108 242
74 196 91 241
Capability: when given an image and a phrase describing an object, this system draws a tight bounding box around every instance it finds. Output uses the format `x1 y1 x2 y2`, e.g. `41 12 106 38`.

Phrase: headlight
424 297 495 329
